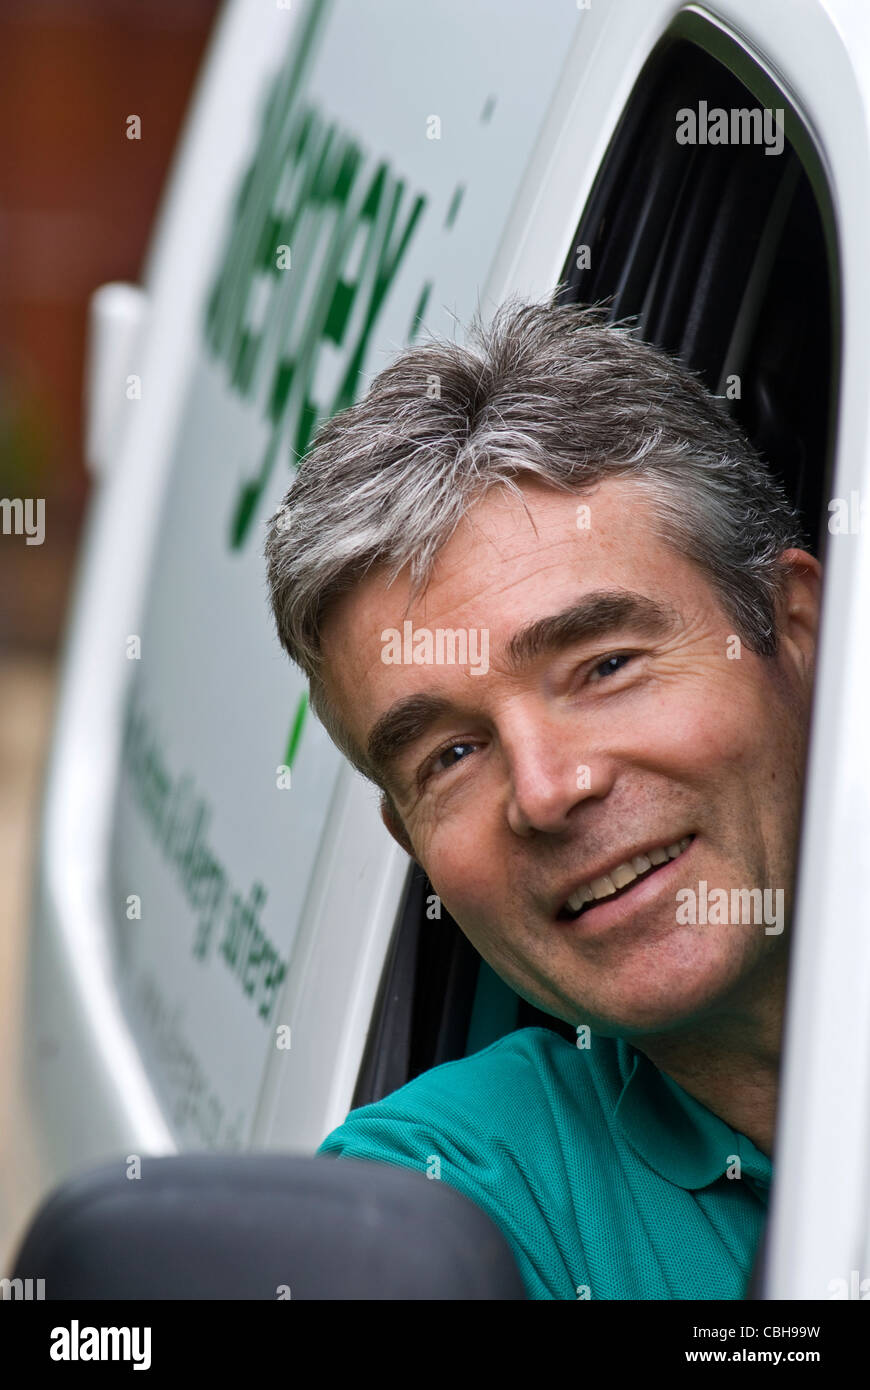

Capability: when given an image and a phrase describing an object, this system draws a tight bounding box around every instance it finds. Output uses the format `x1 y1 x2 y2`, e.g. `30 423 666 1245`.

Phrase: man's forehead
437 472 658 559
323 474 670 639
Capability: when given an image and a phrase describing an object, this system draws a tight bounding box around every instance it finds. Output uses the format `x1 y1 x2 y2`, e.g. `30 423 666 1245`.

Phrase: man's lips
553 835 696 920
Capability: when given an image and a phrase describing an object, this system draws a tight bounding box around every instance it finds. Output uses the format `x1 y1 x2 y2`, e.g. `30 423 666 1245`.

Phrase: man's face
320 476 819 1038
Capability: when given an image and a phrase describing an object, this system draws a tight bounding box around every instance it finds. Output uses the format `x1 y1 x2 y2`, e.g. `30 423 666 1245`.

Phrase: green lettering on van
284 692 307 769
121 690 289 1025
202 0 429 552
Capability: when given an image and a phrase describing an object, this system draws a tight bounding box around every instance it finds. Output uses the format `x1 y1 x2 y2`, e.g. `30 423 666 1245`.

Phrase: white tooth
566 884 594 912
590 874 617 899
632 854 652 873
666 842 682 859
611 861 639 889
678 836 691 852
648 846 668 865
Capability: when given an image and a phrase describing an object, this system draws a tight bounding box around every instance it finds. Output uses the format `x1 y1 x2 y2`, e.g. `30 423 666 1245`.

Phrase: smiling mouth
556 835 695 921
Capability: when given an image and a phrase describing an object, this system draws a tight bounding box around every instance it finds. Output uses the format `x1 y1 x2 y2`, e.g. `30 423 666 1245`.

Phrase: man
264 295 820 1300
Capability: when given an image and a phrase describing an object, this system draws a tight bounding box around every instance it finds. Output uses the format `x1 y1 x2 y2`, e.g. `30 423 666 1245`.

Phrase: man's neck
629 953 789 1159
638 1036 781 1157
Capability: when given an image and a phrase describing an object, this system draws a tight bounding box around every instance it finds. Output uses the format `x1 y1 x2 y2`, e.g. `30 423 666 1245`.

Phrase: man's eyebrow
365 591 680 785
366 692 454 787
506 590 680 671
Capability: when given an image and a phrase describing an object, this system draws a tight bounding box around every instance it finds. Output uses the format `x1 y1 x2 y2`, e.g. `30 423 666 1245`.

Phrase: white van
4 0 870 1299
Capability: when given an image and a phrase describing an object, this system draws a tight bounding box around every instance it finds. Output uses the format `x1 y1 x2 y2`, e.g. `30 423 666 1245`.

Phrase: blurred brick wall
0 0 222 650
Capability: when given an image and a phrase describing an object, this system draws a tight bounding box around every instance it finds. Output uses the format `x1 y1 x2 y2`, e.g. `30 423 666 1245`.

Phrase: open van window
559 12 839 557
354 9 839 1119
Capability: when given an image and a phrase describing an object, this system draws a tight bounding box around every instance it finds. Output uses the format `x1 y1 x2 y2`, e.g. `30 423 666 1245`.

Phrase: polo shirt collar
611 1037 772 1192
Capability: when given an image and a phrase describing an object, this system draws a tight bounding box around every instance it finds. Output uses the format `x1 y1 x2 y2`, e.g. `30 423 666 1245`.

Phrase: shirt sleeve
314 1060 578 1301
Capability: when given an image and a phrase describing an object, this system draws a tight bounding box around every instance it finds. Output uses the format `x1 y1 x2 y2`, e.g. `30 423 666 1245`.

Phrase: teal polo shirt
316 1026 771 1299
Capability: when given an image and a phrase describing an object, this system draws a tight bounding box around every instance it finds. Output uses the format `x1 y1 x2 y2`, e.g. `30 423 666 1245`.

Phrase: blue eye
433 742 476 772
592 653 633 680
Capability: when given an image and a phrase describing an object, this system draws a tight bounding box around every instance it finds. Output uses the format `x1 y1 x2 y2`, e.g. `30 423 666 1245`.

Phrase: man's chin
542 975 742 1040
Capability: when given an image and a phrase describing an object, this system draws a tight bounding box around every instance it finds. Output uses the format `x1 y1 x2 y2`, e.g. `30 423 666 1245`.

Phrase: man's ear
379 790 416 858
776 548 822 685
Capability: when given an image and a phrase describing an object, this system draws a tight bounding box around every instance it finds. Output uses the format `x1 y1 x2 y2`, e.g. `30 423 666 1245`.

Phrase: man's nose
502 709 606 836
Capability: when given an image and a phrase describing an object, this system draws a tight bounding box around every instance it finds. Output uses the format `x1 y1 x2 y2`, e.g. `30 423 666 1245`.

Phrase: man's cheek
643 688 747 768
425 847 497 932
402 796 445 859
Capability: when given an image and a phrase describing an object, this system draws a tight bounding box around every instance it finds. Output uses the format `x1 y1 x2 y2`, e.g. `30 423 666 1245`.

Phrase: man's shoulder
314 1027 629 1301
380 1024 576 1108
317 1025 619 1154
409 1023 614 1104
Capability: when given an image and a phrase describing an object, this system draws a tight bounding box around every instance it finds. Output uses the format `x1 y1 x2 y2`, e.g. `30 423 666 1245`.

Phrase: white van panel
6 0 583 1253
107 0 582 1149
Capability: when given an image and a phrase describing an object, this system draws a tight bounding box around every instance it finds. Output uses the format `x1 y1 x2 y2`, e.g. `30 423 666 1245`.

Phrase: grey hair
264 292 807 781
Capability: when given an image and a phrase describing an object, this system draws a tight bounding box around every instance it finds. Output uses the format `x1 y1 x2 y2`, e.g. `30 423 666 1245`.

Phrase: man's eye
589 653 634 681
427 741 477 778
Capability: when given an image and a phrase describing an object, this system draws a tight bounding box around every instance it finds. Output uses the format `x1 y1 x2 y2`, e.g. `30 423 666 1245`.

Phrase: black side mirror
7 1152 527 1300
